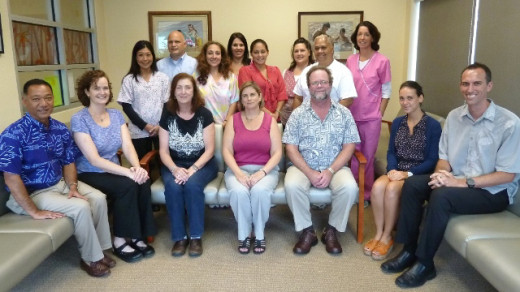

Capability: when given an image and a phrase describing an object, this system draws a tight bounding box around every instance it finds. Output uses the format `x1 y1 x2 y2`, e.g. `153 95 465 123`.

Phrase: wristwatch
466 177 476 188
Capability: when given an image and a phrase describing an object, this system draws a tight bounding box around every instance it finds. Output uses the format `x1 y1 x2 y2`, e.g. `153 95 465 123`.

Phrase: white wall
0 0 411 130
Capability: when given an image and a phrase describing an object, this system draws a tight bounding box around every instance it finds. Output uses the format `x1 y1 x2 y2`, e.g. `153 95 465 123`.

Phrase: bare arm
73 131 137 180
224 102 238 124
3 172 65 219
120 124 149 184
158 127 177 172
330 143 355 172
432 170 516 189
286 144 316 179
434 159 452 173
380 98 389 117
191 123 216 172
292 95 303 110
264 118 283 173
340 98 354 108
430 159 515 188
222 116 242 176
222 117 250 187
62 163 86 200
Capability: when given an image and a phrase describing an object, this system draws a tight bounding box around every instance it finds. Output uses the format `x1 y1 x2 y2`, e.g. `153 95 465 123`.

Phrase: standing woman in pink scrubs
346 21 392 205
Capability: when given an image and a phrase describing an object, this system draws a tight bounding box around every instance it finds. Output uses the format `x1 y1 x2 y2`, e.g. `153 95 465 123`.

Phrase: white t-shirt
293 59 358 102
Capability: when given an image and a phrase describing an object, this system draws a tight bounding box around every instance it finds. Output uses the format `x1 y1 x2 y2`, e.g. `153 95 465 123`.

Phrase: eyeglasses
310 80 330 87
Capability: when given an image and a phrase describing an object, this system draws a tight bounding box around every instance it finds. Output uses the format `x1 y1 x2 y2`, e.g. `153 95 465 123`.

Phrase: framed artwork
298 11 363 62
148 11 211 59
0 13 4 54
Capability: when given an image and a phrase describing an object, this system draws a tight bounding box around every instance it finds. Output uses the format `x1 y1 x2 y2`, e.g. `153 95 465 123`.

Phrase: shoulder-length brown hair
76 70 113 106
166 73 205 114
196 41 231 85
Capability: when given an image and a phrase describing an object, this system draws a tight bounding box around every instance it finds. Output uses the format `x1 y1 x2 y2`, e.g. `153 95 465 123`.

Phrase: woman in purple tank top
222 81 283 254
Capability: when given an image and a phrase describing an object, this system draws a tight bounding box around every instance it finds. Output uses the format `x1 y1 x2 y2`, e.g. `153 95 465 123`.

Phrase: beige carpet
12 205 496 291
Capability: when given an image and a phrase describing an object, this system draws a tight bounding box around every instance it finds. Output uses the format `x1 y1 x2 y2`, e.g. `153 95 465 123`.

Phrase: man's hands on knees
309 169 333 189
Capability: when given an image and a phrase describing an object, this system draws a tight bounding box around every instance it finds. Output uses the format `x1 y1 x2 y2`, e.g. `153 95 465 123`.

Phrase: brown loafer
189 239 203 257
293 228 318 254
171 239 189 257
321 225 342 254
80 259 110 277
101 253 116 268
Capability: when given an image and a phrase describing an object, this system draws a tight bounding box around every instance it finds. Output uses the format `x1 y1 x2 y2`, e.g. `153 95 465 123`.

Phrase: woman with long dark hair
117 40 170 159
227 32 251 76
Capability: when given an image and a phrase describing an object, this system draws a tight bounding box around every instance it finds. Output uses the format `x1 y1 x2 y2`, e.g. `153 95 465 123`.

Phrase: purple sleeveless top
232 111 272 166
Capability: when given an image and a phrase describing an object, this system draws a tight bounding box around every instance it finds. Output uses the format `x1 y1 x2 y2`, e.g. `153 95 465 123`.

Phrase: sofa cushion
0 213 74 251
0 232 54 292
466 238 520 292
506 196 520 216
444 211 520 257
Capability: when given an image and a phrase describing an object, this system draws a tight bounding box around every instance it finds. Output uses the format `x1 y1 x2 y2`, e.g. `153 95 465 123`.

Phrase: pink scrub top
346 51 391 122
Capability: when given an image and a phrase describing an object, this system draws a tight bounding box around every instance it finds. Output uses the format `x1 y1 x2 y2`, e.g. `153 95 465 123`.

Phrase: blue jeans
161 157 218 241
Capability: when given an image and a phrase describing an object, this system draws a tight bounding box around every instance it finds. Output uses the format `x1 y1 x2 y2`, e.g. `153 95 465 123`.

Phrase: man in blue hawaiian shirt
0 79 114 277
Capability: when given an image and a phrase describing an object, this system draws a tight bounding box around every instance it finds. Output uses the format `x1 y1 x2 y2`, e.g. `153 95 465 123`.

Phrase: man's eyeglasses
310 80 330 87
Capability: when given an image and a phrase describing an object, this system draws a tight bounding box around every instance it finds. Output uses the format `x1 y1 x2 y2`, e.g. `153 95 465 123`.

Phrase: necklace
245 112 261 122
90 110 107 122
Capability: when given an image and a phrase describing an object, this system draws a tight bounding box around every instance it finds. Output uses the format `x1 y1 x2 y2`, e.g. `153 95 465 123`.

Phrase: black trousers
396 174 509 267
132 137 159 160
78 172 157 239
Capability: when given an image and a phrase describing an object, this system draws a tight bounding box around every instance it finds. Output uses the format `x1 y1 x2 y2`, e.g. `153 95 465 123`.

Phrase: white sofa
142 124 367 243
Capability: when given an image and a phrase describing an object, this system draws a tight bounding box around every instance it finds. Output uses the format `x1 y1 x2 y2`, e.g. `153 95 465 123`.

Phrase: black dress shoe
112 243 143 263
130 240 155 258
321 226 342 254
189 239 203 257
381 250 416 273
293 228 318 254
395 261 436 288
171 239 189 257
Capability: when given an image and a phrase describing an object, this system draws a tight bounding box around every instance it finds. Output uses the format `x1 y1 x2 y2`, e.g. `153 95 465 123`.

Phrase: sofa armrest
353 149 366 243
140 150 159 174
